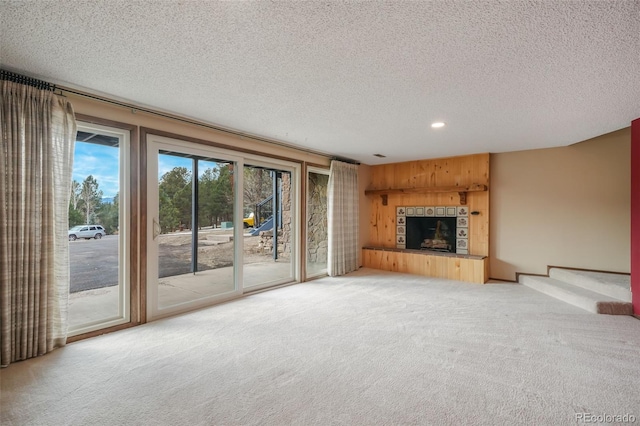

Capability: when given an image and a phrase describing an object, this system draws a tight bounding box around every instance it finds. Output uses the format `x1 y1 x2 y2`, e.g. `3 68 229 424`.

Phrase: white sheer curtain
1 80 76 367
327 160 359 276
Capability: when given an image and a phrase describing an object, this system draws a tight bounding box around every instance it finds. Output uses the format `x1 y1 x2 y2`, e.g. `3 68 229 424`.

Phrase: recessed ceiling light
431 122 445 128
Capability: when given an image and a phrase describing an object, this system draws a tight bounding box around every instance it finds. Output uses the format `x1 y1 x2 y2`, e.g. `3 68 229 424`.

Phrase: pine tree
159 166 192 230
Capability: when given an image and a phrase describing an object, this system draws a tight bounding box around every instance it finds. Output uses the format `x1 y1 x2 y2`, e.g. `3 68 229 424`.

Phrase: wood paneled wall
363 249 489 284
366 153 490 256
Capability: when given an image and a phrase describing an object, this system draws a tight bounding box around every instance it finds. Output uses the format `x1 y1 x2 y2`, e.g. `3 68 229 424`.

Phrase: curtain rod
1 69 57 92
331 156 361 165
2 69 361 164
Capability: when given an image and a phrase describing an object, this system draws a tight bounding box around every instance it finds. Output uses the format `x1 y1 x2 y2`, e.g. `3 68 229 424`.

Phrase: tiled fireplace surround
396 205 470 254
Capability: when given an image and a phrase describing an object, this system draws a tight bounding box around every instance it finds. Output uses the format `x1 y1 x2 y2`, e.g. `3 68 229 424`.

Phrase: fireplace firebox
406 217 457 253
396 206 469 254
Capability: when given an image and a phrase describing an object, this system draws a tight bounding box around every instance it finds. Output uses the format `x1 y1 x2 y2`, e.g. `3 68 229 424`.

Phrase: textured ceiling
1 1 639 165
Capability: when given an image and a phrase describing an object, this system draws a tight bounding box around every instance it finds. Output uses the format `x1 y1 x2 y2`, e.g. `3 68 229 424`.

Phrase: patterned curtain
327 160 359 276
0 81 76 367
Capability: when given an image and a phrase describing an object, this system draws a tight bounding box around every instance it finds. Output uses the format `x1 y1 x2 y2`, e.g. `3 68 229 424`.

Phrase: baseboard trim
515 272 547 283
67 321 140 344
488 277 517 283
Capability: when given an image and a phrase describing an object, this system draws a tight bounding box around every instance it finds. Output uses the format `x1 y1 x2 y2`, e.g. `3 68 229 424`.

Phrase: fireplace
406 217 456 253
396 206 469 254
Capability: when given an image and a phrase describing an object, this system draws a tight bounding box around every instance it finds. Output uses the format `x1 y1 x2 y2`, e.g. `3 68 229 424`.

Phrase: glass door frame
68 121 131 336
145 134 302 321
242 155 301 292
305 165 330 279
146 135 245 321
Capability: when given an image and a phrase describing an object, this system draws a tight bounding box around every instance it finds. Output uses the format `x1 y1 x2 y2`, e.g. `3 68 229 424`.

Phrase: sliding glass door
147 136 243 320
242 164 296 291
147 135 301 320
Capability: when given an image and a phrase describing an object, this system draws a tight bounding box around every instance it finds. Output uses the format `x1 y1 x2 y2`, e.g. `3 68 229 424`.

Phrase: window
67 122 130 335
306 167 329 278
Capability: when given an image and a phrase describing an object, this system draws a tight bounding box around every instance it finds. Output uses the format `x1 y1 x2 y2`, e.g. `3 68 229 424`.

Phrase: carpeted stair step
548 268 631 302
519 275 633 315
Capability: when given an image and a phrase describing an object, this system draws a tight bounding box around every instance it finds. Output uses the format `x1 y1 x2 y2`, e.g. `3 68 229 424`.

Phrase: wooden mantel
365 183 488 205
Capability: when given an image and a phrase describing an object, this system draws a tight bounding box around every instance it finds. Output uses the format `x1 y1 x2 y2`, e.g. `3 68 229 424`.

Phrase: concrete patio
69 260 327 331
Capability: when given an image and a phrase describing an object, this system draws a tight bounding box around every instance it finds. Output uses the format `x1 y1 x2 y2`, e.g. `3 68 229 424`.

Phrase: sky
72 142 222 198
72 142 120 198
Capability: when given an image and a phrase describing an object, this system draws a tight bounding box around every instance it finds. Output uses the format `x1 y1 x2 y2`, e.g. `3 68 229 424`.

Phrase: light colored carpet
1 268 639 425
